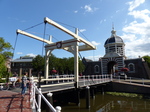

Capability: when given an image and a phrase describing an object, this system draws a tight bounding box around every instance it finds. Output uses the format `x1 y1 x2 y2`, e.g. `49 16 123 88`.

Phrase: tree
32 55 45 72
0 37 13 78
142 55 150 68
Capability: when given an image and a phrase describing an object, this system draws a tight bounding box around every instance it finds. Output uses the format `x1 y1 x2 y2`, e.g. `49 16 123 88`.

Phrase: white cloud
91 41 101 46
122 1 150 58
79 29 86 32
74 10 78 13
121 33 137 41
17 52 23 55
100 19 106 24
84 5 93 12
83 5 99 13
26 53 37 57
128 9 150 22
127 0 145 11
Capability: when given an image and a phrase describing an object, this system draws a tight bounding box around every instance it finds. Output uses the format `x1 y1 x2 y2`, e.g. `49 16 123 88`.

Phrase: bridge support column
47 92 53 112
75 89 80 106
45 50 52 84
91 87 95 99
86 86 90 109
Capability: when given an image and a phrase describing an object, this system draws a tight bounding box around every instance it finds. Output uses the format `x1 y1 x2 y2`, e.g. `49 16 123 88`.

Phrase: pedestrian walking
21 72 28 96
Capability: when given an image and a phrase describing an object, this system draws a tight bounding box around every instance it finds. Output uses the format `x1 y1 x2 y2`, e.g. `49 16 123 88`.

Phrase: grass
106 92 143 98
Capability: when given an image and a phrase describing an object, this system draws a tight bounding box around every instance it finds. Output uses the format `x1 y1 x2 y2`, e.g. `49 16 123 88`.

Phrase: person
21 72 28 96
13 72 18 77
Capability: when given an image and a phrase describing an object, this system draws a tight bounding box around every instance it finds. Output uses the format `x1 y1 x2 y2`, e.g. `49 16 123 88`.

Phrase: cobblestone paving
0 90 32 112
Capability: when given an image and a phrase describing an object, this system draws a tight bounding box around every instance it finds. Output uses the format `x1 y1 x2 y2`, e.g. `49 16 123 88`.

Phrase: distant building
83 28 150 79
11 56 34 77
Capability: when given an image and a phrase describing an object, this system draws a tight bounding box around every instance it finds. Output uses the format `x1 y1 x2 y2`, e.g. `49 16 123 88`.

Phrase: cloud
91 41 101 46
84 5 93 12
128 9 150 22
82 5 99 13
74 10 78 13
100 19 106 24
79 29 86 32
122 1 150 58
26 53 37 57
17 52 23 55
127 0 145 11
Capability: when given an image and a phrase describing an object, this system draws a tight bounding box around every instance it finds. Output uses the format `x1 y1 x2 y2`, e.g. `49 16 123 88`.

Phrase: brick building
11 56 33 77
83 28 150 79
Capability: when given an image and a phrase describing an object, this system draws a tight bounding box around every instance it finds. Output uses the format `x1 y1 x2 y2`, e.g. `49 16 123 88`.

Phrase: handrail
113 76 150 86
78 74 112 86
30 77 61 112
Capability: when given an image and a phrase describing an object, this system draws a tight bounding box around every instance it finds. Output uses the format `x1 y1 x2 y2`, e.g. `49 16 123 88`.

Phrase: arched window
94 65 100 73
128 63 135 73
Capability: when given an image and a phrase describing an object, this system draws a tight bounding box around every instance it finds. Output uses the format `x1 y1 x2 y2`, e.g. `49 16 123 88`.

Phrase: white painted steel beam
44 17 96 50
17 29 53 44
17 29 92 52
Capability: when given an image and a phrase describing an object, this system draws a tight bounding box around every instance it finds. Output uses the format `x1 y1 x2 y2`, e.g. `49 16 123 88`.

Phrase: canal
61 92 150 112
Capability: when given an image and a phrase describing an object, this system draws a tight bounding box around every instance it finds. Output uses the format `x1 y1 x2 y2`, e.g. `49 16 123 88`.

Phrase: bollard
47 92 53 112
86 86 90 109
56 106 61 112
38 88 42 112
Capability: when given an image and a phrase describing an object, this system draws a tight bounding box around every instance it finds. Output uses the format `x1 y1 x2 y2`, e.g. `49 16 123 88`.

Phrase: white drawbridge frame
17 17 96 88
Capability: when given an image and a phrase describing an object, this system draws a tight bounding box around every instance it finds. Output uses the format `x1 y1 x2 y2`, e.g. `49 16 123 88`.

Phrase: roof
11 57 34 63
104 28 124 46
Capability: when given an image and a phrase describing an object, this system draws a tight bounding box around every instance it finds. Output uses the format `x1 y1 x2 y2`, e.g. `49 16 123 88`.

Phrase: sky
1 0 150 61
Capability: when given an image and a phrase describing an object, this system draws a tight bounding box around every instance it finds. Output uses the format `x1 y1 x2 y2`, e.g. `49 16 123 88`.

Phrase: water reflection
61 93 150 112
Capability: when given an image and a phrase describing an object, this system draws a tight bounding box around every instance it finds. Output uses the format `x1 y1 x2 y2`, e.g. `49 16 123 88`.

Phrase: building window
94 65 100 73
128 63 135 73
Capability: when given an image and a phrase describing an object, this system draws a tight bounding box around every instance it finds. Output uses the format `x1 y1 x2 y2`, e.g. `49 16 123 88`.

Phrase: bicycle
0 77 21 90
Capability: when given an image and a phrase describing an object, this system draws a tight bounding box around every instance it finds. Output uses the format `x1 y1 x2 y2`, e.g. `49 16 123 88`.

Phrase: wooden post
91 87 95 99
47 92 53 112
86 86 90 109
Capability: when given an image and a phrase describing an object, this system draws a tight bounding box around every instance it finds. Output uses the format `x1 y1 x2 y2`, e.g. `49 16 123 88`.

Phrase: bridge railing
113 76 150 86
35 74 113 88
79 74 113 86
30 77 61 112
41 75 74 83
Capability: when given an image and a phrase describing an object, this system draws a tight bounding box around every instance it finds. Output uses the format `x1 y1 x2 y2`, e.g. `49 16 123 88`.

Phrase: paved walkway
0 90 32 112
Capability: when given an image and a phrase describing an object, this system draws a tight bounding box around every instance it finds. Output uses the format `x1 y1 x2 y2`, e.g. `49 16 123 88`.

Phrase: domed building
83 28 150 79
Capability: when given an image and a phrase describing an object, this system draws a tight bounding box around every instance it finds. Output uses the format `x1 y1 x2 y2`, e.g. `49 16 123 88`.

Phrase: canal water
61 92 150 112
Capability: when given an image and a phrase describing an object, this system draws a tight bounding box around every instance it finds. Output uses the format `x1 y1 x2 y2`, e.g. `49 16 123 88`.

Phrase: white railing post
111 74 113 81
30 76 34 102
58 76 59 83
96 75 98 83
100 75 101 83
130 77 131 83
84 75 85 86
32 83 36 110
38 88 42 112
56 106 61 112
63 75 64 83
142 78 144 85
72 75 74 82
68 75 69 82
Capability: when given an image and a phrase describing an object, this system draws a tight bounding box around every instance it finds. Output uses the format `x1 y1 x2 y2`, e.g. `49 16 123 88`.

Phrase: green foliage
32 54 85 75
142 55 150 68
32 55 45 72
0 37 13 78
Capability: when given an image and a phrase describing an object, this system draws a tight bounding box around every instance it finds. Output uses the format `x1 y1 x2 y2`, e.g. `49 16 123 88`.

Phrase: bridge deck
39 78 111 93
